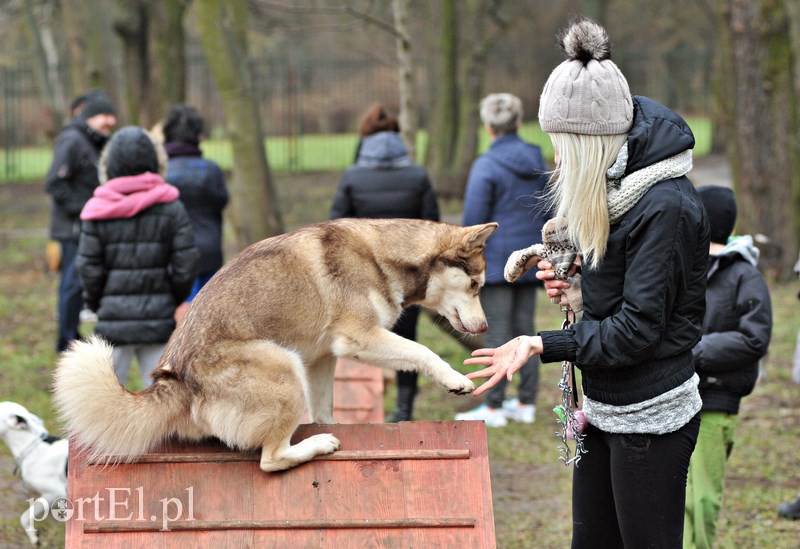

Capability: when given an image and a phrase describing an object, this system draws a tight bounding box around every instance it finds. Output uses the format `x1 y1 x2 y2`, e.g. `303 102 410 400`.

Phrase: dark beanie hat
103 127 159 180
698 185 737 244
79 90 116 120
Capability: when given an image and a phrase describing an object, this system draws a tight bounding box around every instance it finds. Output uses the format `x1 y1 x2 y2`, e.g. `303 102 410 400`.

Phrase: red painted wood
65 421 495 548
332 358 384 424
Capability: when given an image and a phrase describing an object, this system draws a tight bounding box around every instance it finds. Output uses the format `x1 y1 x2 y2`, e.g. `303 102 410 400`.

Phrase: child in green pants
683 186 773 549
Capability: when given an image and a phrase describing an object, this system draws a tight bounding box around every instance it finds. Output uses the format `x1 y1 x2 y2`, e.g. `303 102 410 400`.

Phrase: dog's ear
462 223 498 252
9 414 29 430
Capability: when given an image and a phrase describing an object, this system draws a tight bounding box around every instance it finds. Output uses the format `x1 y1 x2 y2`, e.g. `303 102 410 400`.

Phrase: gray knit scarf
605 143 693 223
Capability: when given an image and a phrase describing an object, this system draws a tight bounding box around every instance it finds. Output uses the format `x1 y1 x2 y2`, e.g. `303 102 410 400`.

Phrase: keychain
552 305 587 466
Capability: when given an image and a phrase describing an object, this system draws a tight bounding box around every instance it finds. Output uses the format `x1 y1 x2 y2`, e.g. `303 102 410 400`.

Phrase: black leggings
571 414 700 549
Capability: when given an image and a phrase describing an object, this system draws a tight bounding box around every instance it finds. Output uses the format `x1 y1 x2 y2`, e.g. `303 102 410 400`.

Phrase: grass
0 117 713 183
1 172 798 548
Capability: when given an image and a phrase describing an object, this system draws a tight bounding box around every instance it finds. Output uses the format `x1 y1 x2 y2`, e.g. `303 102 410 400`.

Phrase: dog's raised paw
444 375 475 395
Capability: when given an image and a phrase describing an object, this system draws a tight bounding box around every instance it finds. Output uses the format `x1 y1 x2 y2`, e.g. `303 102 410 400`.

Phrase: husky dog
54 219 497 472
0 401 68 545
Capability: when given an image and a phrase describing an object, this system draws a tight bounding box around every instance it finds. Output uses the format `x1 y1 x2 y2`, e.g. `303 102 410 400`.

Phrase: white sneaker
502 398 536 424
454 404 508 427
79 309 98 323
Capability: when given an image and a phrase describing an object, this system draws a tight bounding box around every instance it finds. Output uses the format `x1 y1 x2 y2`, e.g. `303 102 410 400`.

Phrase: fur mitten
504 217 583 312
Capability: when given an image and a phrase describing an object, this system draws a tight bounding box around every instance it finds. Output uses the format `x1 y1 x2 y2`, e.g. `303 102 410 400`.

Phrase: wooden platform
65 421 495 547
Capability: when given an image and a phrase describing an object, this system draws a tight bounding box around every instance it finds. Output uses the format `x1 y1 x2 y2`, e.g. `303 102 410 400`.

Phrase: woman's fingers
471 369 508 396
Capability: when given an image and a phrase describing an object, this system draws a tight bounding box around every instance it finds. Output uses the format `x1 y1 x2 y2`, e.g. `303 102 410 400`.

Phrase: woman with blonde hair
465 16 710 548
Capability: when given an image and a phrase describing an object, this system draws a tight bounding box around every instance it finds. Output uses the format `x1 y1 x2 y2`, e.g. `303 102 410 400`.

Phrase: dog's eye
470 280 479 291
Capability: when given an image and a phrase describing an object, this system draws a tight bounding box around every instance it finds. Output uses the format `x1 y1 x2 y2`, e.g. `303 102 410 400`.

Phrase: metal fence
0 47 711 182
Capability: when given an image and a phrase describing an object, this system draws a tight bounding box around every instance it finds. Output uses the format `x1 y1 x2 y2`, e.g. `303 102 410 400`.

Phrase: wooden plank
65 421 496 548
84 517 477 533
89 448 470 464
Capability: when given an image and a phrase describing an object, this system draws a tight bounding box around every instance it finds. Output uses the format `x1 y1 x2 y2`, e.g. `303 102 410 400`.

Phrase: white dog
0 401 68 545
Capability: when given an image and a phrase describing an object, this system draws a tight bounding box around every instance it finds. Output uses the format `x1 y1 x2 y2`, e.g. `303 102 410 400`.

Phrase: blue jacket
463 133 550 284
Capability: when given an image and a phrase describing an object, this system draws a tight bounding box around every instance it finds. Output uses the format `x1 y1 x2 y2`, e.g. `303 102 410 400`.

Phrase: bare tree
195 0 284 249
391 0 418 161
716 0 798 277
21 0 66 126
114 0 188 127
426 0 508 199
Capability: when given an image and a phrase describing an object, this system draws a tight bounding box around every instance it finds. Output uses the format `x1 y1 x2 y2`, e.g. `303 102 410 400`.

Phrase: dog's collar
13 432 48 476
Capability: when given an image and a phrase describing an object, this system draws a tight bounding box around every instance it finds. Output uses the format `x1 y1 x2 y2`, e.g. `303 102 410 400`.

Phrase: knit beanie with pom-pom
538 16 633 136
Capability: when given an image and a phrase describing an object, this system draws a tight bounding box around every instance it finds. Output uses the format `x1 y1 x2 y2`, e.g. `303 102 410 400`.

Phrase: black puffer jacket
694 236 772 414
44 121 108 240
329 132 439 221
540 96 710 406
77 201 199 345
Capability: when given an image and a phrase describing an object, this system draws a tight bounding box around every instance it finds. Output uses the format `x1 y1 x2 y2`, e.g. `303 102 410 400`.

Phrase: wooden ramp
65 421 496 548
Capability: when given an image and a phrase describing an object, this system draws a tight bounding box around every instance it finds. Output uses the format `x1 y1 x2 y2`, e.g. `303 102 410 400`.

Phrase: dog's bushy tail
52 335 188 463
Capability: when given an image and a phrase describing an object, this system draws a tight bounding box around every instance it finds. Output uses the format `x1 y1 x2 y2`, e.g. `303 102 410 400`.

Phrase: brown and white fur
53 219 498 472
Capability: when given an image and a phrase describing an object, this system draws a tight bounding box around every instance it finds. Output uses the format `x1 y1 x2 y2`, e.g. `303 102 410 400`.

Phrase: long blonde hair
546 132 627 269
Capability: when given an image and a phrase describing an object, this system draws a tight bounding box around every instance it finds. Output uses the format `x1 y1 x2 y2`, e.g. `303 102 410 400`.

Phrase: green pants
684 410 738 549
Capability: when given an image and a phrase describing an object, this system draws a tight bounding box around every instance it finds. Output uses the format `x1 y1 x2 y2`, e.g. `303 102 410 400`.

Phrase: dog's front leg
333 328 474 395
20 497 47 545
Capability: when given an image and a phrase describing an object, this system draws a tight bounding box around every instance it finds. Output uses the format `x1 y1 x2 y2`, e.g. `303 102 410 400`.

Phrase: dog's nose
474 321 488 334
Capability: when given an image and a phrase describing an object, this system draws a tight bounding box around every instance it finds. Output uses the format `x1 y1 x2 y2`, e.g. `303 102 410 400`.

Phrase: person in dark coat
162 104 229 321
330 104 439 422
684 185 772 549
45 90 117 352
465 17 709 547
455 93 550 428
77 127 199 388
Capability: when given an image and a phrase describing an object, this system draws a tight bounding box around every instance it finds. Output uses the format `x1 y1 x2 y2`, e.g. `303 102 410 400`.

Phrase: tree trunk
783 0 800 261
451 0 488 195
391 0 418 162
195 0 283 249
114 1 149 125
146 0 188 124
426 0 458 195
425 0 496 200
718 0 797 278
21 0 66 129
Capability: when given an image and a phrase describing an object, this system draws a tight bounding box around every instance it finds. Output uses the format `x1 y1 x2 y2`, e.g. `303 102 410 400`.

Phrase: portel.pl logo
28 486 195 532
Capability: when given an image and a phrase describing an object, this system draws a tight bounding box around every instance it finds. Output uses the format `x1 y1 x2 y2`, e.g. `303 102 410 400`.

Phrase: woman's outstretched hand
464 335 543 397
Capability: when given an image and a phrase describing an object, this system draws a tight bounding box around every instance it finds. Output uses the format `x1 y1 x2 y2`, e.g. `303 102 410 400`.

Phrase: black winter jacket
540 96 711 406
694 237 772 414
330 132 439 221
77 201 199 345
45 121 108 240
166 154 229 274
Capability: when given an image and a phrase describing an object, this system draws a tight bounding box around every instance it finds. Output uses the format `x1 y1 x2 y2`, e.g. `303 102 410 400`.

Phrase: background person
464 16 709 547
77 127 199 388
683 185 772 549
454 93 550 428
45 90 117 352
330 103 440 422
162 104 229 322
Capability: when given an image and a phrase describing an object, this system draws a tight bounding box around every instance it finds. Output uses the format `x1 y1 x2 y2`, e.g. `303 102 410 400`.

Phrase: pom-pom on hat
697 185 737 245
100 127 167 182
538 16 633 136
